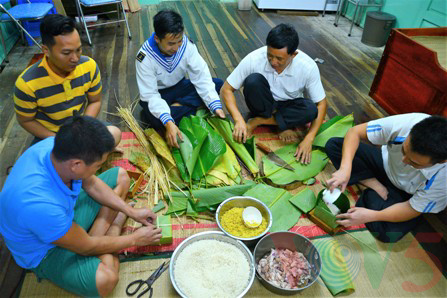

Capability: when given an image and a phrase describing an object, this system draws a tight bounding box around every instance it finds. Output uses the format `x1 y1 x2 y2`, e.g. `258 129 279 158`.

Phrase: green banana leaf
262 144 328 185
172 148 189 182
313 114 354 148
313 189 351 229
178 116 227 180
289 188 317 213
312 237 355 295
165 181 256 215
207 117 259 175
205 143 241 186
243 184 302 232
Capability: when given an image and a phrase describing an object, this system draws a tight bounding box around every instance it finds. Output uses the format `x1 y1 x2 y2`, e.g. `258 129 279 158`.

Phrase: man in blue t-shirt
0 116 162 296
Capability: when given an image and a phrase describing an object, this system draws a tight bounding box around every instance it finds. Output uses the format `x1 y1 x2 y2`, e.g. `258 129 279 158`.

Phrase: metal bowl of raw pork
254 231 321 295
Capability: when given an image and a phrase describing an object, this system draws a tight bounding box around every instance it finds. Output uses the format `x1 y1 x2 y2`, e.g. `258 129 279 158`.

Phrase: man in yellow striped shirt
14 14 121 146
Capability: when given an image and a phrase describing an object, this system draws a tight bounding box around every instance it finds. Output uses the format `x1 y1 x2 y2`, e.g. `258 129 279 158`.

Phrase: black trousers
325 137 421 243
243 73 318 131
140 78 223 129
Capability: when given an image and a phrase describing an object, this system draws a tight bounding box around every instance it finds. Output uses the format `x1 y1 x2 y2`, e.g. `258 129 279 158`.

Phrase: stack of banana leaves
171 111 259 187
261 114 354 186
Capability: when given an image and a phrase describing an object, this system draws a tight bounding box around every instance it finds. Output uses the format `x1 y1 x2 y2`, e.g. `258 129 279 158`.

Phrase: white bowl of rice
170 231 255 298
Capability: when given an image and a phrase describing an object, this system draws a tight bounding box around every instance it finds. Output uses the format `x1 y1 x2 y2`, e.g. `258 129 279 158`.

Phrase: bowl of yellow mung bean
216 197 273 246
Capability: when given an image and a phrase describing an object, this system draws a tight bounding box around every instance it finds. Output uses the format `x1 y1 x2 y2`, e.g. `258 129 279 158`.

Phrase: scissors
126 261 170 298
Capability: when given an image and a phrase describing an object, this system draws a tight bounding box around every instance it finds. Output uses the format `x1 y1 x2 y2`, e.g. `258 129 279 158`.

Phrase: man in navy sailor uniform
136 10 225 147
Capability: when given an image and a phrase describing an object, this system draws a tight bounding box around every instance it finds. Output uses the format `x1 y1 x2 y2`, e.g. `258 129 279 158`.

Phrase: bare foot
246 117 262 138
360 178 388 200
279 129 298 143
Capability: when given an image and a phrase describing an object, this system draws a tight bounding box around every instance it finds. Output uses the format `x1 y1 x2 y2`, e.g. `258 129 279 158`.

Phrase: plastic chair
334 0 383 36
74 0 131 46
0 0 53 53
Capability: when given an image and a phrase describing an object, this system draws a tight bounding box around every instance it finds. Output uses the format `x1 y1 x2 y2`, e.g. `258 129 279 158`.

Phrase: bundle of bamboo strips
116 105 172 205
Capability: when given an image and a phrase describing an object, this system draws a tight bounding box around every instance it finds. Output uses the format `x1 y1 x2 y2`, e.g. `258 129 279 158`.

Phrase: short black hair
266 23 299 55
410 115 447 164
40 14 77 47
53 116 115 165
153 10 184 40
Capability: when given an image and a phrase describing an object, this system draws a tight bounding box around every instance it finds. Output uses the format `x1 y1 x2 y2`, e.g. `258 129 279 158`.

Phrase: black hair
266 23 299 55
40 14 76 47
410 115 447 164
153 10 184 40
53 116 115 165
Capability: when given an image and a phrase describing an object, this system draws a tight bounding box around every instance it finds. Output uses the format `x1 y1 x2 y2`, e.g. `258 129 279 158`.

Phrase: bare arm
52 222 162 256
82 175 156 226
336 201 421 227
221 81 247 142
84 93 101 118
294 98 328 164
327 123 369 191
17 114 55 139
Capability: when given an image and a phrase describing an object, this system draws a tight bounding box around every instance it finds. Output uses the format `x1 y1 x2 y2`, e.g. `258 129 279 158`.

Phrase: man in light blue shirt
0 116 161 296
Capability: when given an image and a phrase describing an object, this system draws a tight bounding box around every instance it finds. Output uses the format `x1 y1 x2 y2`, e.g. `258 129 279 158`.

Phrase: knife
256 143 295 171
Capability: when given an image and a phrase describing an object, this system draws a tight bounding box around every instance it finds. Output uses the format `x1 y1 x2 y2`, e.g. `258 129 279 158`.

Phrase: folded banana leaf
205 143 241 186
289 188 317 213
312 237 355 295
207 117 259 176
313 114 354 148
128 152 151 172
165 181 256 215
262 145 328 185
177 115 227 180
144 128 176 168
243 184 302 232
314 189 351 229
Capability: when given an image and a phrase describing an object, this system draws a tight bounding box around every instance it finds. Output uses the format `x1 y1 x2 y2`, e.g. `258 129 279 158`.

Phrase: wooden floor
0 0 444 295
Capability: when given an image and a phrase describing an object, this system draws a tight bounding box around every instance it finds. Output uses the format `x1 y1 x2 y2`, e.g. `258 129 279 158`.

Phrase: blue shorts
31 167 120 297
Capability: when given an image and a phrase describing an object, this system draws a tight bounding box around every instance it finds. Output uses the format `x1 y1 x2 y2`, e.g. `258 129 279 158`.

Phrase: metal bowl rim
215 196 273 241
169 231 256 298
253 231 322 292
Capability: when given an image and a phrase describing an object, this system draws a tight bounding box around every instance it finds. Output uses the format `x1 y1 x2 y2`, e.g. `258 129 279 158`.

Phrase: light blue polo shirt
0 137 82 269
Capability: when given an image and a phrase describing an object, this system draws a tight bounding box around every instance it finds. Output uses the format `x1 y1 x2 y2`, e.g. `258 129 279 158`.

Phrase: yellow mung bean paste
221 207 267 238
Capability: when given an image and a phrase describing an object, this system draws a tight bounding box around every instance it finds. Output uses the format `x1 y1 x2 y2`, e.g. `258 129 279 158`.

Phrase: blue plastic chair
75 0 131 46
0 0 53 52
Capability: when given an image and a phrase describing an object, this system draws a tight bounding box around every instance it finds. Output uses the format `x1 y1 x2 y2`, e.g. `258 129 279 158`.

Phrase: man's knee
213 78 224 93
96 263 119 296
325 137 344 162
243 73 265 90
107 125 122 147
116 168 130 197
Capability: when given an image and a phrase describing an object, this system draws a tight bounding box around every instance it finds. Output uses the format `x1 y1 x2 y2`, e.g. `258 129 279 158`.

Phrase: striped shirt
14 55 102 132
366 113 447 214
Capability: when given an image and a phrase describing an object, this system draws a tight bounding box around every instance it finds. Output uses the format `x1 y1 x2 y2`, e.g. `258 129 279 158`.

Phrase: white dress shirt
226 46 326 103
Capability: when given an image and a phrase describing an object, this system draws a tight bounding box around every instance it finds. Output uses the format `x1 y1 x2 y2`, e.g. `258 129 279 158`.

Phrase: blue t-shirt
0 137 83 269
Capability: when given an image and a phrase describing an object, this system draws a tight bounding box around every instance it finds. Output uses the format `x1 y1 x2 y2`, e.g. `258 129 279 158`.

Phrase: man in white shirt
136 10 225 148
221 24 327 164
326 113 447 242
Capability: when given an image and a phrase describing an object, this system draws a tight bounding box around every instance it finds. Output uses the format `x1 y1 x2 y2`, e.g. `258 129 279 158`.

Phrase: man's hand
327 167 351 192
336 207 375 227
133 225 162 246
130 207 157 226
165 121 183 148
294 136 313 164
233 119 248 143
215 109 225 119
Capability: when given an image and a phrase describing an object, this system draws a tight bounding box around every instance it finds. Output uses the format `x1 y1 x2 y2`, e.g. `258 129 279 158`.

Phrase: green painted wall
0 3 19 63
343 0 447 28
